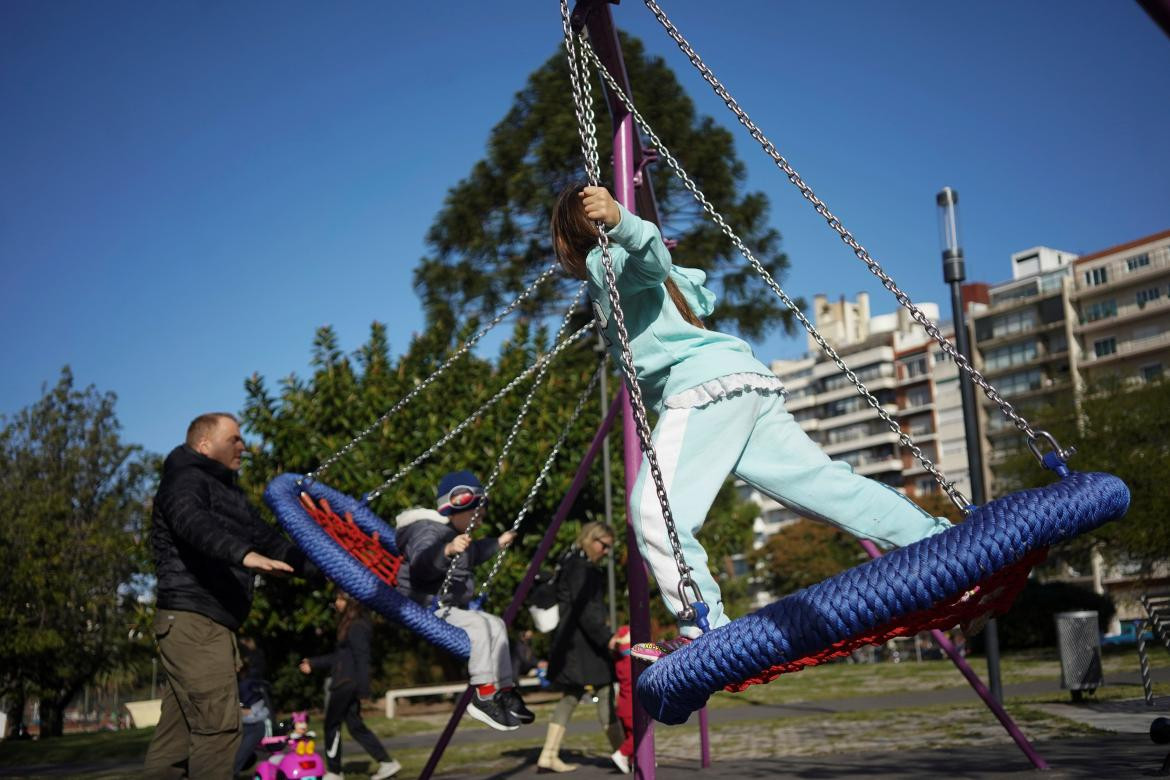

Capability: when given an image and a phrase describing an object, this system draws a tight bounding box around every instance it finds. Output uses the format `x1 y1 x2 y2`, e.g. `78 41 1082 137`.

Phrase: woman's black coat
547 548 613 688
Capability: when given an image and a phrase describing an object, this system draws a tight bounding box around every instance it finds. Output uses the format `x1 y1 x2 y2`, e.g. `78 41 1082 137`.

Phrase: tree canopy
0 368 155 736
414 33 797 342
993 376 1170 576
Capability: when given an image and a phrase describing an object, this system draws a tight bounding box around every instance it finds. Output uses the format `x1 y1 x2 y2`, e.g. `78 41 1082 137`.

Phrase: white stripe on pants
631 391 952 637
437 606 514 687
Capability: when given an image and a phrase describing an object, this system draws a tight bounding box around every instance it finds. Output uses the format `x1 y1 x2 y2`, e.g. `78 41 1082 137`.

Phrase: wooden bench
383 676 542 718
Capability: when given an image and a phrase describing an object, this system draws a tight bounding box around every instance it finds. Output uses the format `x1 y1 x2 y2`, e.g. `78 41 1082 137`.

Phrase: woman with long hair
300 592 400 780
538 521 627 774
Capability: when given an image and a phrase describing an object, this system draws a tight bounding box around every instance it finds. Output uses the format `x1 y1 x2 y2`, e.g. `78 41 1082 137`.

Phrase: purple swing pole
857 539 1049 770
581 2 710 772
417 392 624 780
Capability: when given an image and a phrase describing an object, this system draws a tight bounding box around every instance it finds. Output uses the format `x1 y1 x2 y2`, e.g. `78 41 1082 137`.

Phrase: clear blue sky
3 1 1168 457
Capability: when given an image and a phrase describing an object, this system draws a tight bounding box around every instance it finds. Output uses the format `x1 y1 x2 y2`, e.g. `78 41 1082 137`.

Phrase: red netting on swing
297 493 403 587
727 547 1047 691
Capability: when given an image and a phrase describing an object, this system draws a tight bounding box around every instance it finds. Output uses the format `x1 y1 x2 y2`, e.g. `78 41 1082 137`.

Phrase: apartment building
1068 229 1170 389
749 293 972 549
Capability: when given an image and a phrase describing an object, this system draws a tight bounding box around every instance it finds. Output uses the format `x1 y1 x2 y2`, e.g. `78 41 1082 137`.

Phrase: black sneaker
498 688 535 724
467 693 519 731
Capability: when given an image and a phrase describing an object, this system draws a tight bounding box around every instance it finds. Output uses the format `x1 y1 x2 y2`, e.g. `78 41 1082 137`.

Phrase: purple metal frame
858 539 1049 770
417 391 624 780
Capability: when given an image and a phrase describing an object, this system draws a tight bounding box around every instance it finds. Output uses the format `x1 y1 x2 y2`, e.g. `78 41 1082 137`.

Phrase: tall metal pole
599 335 617 630
936 186 1004 704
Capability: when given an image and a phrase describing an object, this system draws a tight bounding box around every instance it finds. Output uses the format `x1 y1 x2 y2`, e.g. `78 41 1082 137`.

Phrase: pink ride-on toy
254 711 325 780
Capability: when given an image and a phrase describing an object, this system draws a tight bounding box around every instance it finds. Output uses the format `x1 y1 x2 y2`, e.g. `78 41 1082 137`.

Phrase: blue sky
2 1 1168 457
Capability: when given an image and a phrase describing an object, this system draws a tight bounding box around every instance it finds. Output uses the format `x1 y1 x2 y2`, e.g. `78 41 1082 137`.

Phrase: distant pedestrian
540 521 625 774
300 591 400 780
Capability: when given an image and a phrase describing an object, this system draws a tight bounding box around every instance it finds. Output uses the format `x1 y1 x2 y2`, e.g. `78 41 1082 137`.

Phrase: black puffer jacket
151 445 311 630
395 515 499 608
547 548 614 687
308 616 375 698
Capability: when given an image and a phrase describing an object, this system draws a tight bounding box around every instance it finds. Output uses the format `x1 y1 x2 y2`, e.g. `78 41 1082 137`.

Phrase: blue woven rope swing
636 469 1130 724
264 472 472 659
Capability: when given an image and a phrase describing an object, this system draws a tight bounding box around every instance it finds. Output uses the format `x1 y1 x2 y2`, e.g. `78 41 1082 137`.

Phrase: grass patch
0 728 154 768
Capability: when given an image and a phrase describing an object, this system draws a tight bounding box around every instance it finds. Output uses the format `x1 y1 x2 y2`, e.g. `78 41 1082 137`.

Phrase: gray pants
143 610 241 779
551 684 622 749
437 606 514 687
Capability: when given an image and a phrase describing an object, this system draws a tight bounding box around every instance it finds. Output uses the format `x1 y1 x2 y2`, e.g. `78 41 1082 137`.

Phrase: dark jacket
308 616 375 698
151 445 311 630
395 516 499 608
547 548 614 687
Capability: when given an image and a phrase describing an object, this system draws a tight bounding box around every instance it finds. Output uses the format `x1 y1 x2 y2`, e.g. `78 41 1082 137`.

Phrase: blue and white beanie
436 470 485 517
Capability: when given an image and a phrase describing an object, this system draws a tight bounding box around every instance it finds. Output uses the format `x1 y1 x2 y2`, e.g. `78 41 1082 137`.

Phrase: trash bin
1055 610 1103 701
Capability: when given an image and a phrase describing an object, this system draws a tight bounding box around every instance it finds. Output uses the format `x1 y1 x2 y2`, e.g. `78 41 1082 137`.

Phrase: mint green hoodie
586 203 770 412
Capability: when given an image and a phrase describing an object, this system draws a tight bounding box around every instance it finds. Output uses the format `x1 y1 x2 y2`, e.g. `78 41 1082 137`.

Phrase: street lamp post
936 186 1004 704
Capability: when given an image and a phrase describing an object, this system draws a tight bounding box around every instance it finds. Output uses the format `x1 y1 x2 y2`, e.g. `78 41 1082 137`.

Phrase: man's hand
242 551 295 575
298 658 312 675
581 186 621 228
498 530 517 550
444 533 472 557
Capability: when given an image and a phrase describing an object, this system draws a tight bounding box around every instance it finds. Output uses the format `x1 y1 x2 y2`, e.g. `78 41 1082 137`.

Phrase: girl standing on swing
551 185 953 659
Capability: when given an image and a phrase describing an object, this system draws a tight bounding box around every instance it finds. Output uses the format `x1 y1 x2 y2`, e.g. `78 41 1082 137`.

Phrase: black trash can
1055 610 1103 702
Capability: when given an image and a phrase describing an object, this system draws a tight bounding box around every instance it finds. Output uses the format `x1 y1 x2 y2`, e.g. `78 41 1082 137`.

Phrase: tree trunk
5 691 26 737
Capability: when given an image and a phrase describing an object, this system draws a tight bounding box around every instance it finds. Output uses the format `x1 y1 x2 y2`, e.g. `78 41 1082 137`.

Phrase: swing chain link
639 0 1065 470
562 1 701 619
304 263 560 485
476 358 607 599
363 323 591 505
580 38 969 513
433 285 587 605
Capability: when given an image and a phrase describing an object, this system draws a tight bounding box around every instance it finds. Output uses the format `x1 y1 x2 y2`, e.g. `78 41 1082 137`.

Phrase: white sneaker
611 750 631 774
323 773 344 780
371 759 402 779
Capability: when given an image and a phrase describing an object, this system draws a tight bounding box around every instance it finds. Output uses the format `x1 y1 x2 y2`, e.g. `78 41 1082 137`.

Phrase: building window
1136 287 1162 307
1083 299 1118 323
900 356 928 379
997 368 1043 396
1093 337 1117 358
905 387 932 408
1141 363 1164 382
989 309 1037 338
1083 267 1108 286
941 437 967 456
915 477 938 494
984 340 1038 371
1126 253 1150 272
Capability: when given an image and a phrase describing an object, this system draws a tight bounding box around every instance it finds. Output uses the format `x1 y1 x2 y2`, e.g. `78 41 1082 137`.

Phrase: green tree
414 33 797 342
994 377 1170 575
0 367 155 737
750 519 864 597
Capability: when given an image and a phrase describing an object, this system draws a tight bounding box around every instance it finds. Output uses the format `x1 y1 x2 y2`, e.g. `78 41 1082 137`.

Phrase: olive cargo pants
143 609 241 779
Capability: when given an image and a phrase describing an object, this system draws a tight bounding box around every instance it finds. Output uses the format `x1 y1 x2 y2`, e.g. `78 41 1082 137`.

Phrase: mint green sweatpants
630 391 952 637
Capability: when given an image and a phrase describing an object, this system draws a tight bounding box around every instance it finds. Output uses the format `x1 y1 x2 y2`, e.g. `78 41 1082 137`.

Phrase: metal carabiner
1026 429 1077 476
676 576 710 633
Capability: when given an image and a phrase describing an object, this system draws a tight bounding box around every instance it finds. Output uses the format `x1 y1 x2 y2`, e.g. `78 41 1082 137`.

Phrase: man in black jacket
144 412 313 779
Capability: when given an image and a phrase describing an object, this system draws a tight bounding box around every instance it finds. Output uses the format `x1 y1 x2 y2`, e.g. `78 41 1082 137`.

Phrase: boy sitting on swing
395 470 535 731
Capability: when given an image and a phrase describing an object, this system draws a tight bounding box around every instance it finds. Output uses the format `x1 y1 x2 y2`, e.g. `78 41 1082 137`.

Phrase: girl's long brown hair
336 592 366 642
551 184 704 329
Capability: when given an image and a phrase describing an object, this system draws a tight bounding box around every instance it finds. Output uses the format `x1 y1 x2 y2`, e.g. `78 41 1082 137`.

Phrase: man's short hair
186 412 238 448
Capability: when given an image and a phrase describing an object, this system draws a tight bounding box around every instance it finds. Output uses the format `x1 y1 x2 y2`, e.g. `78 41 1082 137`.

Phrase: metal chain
433 285 586 605
304 262 560 484
475 358 606 599
561 0 602 185
362 322 591 504
562 2 704 618
581 39 969 510
640 0 1060 460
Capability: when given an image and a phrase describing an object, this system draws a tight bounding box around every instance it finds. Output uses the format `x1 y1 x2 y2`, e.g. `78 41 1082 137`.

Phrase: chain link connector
676 576 709 632
1027 429 1076 475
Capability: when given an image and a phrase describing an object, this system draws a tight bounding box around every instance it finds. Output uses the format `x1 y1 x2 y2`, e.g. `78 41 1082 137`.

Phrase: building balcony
1079 329 1170 366
817 375 896 404
898 399 935 416
818 405 899 429
976 319 1066 350
1070 247 1170 299
855 456 905 477
981 349 1071 380
1076 294 1170 335
823 429 902 457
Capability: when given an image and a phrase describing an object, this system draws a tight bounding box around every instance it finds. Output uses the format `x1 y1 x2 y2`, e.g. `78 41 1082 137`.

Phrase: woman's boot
536 723 578 773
